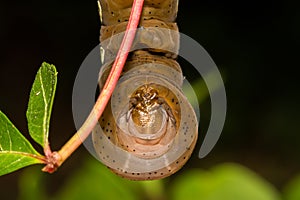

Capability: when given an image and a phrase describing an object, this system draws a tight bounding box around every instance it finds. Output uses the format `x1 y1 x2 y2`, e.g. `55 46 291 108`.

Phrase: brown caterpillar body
92 0 198 180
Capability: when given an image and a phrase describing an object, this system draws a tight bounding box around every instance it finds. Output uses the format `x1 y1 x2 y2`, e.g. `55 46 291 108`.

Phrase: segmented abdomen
92 0 198 180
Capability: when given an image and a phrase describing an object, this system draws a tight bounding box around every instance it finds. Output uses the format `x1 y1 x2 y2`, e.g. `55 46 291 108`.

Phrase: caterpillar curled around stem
92 0 198 180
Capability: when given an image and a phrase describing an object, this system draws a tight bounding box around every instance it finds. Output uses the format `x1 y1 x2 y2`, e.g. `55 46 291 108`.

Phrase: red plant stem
43 0 145 172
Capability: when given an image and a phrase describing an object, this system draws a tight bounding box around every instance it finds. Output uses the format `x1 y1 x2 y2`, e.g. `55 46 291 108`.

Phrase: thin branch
42 0 145 173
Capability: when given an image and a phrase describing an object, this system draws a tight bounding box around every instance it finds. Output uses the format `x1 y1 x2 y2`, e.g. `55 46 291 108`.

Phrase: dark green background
0 0 299 199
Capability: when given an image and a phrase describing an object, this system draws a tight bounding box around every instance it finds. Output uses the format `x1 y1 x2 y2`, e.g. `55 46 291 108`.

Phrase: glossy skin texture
93 0 198 180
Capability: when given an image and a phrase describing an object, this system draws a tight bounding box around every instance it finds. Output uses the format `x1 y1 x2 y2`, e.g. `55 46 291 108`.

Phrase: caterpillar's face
117 84 179 159
129 86 165 133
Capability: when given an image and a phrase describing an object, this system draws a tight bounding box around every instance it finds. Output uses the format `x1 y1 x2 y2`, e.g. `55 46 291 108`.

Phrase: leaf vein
38 71 48 146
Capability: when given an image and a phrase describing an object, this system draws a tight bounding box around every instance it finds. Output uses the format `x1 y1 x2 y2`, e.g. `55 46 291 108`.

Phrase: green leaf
26 62 57 148
171 163 281 200
0 111 44 176
18 165 47 200
54 157 142 200
283 173 300 200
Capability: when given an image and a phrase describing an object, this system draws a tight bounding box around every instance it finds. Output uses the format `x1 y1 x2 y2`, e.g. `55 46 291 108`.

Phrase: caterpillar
92 0 198 180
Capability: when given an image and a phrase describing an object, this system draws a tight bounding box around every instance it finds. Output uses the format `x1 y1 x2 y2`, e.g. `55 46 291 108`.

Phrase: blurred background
0 0 299 199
